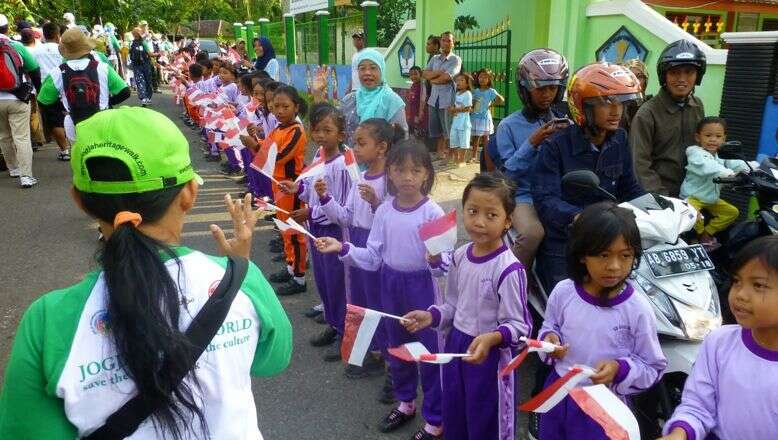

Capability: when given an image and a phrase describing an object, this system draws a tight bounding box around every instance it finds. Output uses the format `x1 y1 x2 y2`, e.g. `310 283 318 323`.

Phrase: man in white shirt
31 21 70 160
349 30 365 92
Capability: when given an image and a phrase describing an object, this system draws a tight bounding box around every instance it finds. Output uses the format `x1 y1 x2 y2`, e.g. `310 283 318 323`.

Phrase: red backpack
61 57 101 124
0 39 24 92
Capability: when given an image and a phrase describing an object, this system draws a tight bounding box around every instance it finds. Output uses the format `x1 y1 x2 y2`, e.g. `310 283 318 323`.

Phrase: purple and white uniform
321 171 388 348
196 76 221 93
339 196 445 427
538 279 667 440
429 243 531 440
299 154 352 335
664 325 778 440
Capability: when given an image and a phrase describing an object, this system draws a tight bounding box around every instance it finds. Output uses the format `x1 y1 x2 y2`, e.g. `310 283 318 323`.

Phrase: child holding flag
264 86 309 296
278 103 353 360
536 202 666 439
402 172 531 440
660 235 778 440
316 141 444 440
318 118 404 379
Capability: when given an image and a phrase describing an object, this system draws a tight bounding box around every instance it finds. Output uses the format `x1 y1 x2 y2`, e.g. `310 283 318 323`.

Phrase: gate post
316 10 330 65
258 18 270 38
244 21 255 59
284 13 296 65
361 1 379 47
232 22 243 41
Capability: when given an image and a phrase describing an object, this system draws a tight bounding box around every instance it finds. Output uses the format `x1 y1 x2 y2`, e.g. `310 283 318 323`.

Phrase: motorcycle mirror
717 141 743 160
561 170 617 201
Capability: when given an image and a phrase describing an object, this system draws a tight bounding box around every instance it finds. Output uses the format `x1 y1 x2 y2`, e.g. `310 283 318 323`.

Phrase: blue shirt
471 88 497 119
493 109 557 204
531 124 645 256
425 52 461 109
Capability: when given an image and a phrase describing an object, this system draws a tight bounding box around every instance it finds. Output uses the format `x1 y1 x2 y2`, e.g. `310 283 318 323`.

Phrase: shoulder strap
83 256 249 440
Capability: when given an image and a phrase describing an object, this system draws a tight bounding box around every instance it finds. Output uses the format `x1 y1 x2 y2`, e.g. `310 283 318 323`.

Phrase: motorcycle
522 170 722 438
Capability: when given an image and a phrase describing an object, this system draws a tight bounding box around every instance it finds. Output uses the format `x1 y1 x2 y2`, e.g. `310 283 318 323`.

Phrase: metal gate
455 17 512 123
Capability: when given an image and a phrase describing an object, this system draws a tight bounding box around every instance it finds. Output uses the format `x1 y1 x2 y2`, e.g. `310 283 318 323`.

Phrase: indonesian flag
418 210 458 256
388 342 468 365
295 147 326 182
228 47 242 64
519 365 596 413
499 337 560 377
273 218 292 234
273 217 316 240
188 89 208 104
343 146 361 183
250 141 278 182
256 197 289 214
569 385 640 440
341 304 382 366
244 98 260 114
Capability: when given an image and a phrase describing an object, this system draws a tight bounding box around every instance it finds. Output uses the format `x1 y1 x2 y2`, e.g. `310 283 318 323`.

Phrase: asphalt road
0 90 536 439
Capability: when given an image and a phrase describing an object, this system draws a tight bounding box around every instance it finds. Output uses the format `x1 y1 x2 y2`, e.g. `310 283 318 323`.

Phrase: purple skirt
308 222 346 335
539 369 611 439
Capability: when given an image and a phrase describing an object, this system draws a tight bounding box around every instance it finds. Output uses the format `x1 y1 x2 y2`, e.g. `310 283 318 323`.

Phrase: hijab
355 48 405 122
254 37 276 71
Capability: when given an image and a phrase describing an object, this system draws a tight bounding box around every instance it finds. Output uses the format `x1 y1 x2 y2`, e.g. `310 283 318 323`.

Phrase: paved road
0 91 536 439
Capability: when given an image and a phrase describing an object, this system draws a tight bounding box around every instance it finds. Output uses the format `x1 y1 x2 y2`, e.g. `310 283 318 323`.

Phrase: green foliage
454 14 478 33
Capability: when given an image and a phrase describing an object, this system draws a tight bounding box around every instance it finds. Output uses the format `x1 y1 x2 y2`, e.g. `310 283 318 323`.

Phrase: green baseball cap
71 107 203 194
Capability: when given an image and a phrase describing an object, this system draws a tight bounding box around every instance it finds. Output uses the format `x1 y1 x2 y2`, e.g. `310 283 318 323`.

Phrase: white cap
63 12 75 22
0 14 8 28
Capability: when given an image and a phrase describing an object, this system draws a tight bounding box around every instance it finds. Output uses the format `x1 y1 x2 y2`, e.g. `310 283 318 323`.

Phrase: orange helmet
566 62 643 127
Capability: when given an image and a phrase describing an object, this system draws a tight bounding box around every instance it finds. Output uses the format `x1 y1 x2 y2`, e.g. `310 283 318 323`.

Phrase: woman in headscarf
252 37 279 81
314 48 407 145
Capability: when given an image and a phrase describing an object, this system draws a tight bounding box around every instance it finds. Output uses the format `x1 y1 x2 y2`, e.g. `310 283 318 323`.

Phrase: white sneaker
8 168 20 178
20 175 38 188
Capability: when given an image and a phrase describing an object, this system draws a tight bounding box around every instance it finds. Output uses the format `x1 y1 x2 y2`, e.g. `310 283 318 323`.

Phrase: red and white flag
343 146 361 183
227 47 242 64
295 147 326 182
244 98 260 114
418 210 458 256
341 304 382 366
256 197 289 214
569 385 640 440
274 217 316 240
388 342 469 365
250 141 278 184
499 336 560 377
519 365 596 413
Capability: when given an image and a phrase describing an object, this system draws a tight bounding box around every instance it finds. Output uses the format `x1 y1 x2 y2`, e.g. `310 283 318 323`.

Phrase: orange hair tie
113 211 143 229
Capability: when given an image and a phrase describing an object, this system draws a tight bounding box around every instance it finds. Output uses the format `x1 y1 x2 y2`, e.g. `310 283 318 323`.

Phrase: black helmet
516 48 569 110
657 39 707 86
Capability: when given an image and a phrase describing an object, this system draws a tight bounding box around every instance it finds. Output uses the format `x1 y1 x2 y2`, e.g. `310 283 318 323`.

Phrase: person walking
129 27 154 106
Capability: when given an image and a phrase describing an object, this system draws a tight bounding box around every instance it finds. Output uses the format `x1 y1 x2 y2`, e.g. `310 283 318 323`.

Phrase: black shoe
314 313 327 324
378 374 396 404
310 326 337 347
304 307 323 318
346 355 384 379
272 253 287 263
269 269 293 283
378 409 415 433
412 429 441 440
323 336 341 362
261 212 277 222
269 237 283 247
276 280 306 296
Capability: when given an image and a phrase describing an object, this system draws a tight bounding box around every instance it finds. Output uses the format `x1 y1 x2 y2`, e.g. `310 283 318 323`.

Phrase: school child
405 66 427 139
279 103 352 360
680 117 752 248
262 85 309 296
318 118 404 378
449 73 474 167
402 172 530 440
660 235 778 440
470 68 504 165
205 64 241 166
537 202 667 439
316 141 444 440
240 79 272 202
183 63 204 126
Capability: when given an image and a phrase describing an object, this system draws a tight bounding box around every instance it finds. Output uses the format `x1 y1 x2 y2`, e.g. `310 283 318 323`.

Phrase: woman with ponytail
0 107 292 439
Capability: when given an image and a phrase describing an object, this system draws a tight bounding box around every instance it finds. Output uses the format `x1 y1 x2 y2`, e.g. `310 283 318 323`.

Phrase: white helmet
63 12 75 23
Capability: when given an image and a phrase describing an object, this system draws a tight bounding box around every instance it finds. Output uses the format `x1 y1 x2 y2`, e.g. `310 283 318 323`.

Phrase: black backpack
60 56 101 125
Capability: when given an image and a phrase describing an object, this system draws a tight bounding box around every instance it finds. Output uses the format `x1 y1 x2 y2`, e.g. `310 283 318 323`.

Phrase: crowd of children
167 46 778 440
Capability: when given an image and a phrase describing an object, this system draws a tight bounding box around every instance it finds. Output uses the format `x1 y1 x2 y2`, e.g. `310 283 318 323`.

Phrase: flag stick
257 198 289 214
373 310 410 323
258 168 281 185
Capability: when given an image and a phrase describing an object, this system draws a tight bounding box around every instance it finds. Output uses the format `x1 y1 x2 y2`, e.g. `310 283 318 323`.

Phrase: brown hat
59 28 95 60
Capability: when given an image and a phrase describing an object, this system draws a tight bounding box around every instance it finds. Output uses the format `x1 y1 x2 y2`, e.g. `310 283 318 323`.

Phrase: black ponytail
359 118 406 152
75 157 208 439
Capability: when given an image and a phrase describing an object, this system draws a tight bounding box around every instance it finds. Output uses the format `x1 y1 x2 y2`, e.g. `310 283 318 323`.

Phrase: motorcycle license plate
644 245 714 278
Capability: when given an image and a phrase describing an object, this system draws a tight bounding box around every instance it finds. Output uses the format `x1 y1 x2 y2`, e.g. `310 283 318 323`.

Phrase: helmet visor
520 78 565 90
584 92 643 107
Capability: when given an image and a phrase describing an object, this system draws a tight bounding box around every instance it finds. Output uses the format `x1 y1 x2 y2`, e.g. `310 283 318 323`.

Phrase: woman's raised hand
210 193 258 259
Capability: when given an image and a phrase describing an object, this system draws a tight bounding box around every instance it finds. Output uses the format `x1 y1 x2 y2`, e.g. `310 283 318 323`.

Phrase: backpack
0 39 24 92
60 57 101 124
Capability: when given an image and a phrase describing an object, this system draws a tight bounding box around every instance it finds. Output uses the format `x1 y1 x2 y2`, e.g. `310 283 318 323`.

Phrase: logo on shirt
90 309 111 335
613 325 633 349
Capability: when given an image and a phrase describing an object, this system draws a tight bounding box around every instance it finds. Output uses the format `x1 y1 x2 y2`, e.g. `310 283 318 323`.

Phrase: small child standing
680 117 751 248
470 69 504 165
405 66 427 139
660 235 778 440
538 202 667 439
280 103 353 361
403 173 531 440
449 73 473 167
316 141 444 440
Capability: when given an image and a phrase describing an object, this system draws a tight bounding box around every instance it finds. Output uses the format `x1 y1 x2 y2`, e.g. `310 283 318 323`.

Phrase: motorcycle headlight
635 274 684 332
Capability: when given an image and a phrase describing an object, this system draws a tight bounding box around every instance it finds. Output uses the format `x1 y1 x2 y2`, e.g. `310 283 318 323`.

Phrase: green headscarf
355 48 405 122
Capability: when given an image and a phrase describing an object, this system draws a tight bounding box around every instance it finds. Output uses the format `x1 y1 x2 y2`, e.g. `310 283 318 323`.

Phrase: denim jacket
531 124 645 256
